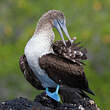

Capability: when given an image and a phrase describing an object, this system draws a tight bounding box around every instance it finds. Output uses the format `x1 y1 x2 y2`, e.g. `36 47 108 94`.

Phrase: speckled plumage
52 39 87 65
19 54 44 90
19 39 88 91
20 10 94 95
35 10 64 34
20 39 94 95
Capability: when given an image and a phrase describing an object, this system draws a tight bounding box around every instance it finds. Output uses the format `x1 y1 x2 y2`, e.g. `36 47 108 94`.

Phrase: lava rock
0 91 100 110
0 97 33 110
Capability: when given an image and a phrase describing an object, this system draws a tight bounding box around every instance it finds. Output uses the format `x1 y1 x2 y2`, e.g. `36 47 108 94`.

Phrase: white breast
24 33 57 88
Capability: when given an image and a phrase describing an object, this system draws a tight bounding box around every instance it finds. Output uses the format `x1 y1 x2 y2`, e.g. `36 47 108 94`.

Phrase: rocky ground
0 90 100 110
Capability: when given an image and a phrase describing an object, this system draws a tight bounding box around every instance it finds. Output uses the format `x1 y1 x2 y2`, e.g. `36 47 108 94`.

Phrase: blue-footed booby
19 10 94 102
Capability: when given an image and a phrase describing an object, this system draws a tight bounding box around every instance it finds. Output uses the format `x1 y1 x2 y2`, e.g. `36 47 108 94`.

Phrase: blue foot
46 85 60 102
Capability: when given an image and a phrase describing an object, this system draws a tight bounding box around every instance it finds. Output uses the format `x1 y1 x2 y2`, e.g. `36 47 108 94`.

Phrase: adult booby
20 10 94 102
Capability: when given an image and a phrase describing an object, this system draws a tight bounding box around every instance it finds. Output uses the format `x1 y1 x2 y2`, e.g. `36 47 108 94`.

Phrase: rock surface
0 91 100 110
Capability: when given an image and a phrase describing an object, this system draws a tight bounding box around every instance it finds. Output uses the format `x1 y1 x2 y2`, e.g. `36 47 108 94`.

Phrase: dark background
0 0 110 109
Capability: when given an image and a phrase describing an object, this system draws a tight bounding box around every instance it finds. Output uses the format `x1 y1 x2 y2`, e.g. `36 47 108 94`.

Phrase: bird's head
36 10 72 45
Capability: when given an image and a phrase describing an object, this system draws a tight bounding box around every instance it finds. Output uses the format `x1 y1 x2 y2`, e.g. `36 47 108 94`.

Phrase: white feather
24 33 57 88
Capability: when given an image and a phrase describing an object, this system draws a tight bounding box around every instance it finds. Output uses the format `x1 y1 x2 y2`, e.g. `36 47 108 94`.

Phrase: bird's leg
46 85 60 102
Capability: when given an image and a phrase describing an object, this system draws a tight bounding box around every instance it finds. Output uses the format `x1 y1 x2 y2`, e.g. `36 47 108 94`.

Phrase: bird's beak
54 20 72 46
54 19 72 46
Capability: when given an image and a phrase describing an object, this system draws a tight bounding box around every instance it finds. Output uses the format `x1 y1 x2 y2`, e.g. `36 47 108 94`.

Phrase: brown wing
39 53 94 94
52 40 87 65
19 55 44 90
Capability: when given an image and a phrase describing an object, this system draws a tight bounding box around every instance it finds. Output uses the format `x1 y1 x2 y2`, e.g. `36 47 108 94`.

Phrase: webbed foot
46 85 60 102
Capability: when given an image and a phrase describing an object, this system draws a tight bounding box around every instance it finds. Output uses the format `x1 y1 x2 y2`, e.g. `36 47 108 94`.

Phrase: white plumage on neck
24 31 57 88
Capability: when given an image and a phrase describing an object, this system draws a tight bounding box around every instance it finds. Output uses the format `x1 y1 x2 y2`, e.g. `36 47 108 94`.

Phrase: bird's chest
24 35 56 88
25 35 52 70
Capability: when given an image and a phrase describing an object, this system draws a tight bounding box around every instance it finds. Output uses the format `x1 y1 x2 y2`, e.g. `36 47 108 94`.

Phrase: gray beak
54 19 72 46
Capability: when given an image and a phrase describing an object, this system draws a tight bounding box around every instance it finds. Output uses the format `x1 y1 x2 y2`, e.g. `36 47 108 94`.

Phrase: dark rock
0 97 33 110
31 102 54 110
0 91 100 110
34 92 61 109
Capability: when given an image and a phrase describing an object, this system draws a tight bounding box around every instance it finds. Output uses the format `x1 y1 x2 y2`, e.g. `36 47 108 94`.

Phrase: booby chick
22 10 94 102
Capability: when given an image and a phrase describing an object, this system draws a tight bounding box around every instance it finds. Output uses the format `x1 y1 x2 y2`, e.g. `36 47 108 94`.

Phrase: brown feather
52 40 87 64
19 41 94 95
39 53 89 91
19 55 44 90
